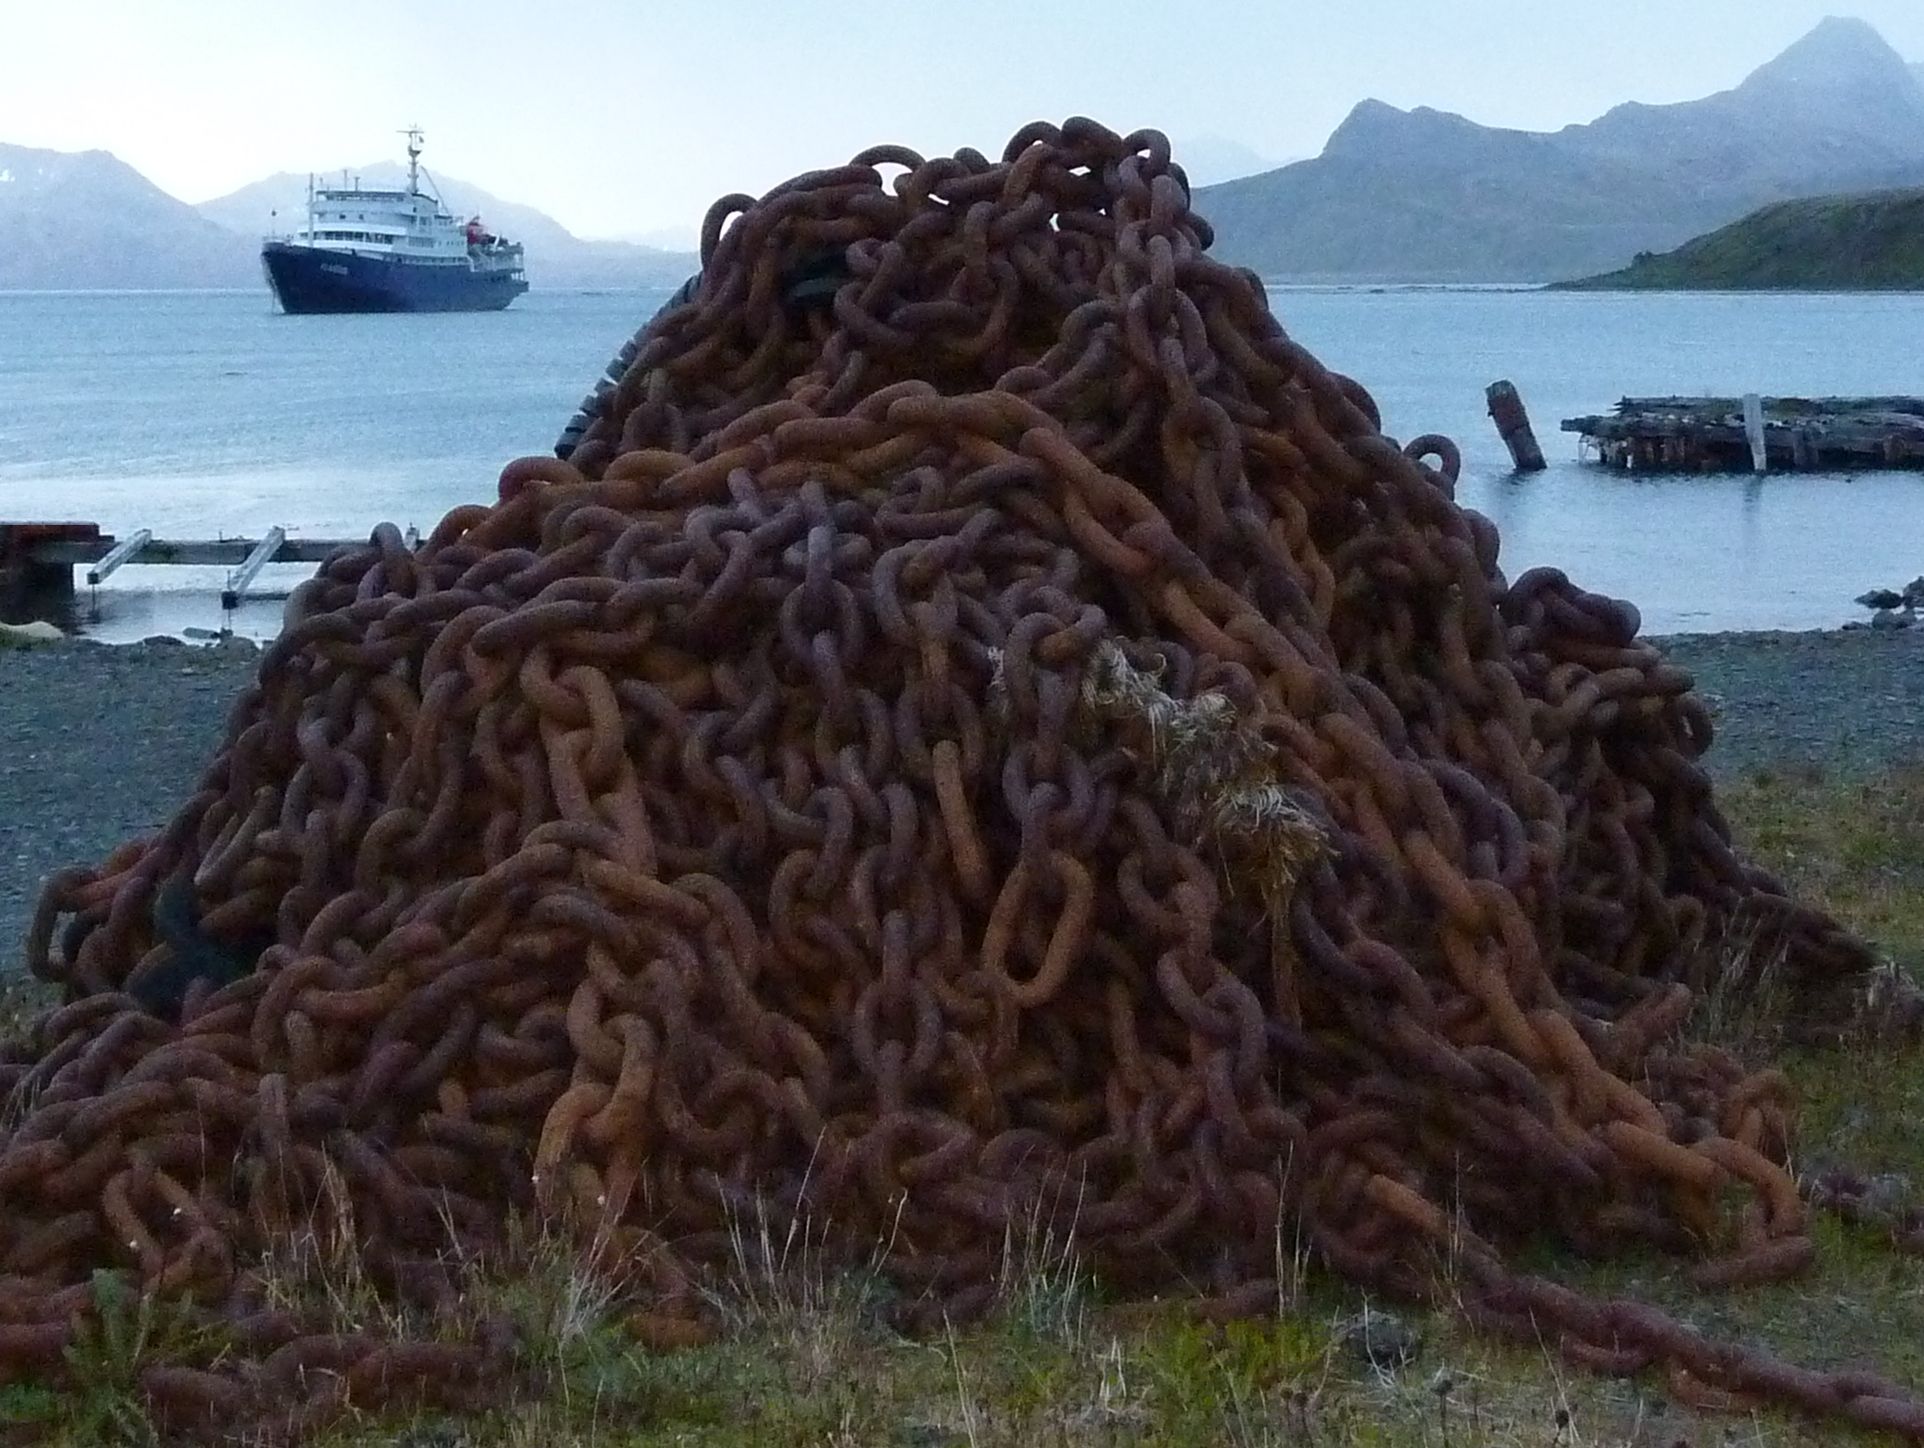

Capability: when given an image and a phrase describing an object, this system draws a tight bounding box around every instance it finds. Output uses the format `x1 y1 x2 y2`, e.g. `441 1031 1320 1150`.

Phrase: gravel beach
3 628 1922 968
1654 629 1924 779
2 639 258 973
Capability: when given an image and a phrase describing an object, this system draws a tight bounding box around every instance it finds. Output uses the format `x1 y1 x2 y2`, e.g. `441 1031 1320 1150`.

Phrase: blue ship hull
262 242 527 314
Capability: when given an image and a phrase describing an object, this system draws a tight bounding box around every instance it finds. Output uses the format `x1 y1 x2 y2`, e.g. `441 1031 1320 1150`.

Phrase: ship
261 129 528 314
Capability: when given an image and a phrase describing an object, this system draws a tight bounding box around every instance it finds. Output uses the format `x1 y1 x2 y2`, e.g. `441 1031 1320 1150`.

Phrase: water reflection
1273 288 1924 632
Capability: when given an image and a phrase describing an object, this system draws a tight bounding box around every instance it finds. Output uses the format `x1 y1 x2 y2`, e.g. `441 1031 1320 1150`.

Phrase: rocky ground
0 637 258 972
3 628 1922 967
1655 627 1924 778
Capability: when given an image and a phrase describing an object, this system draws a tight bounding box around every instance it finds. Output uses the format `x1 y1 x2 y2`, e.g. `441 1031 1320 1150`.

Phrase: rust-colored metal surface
4 119 1920 1439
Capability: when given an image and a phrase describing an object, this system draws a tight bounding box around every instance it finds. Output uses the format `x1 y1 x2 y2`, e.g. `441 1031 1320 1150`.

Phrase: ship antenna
402 126 424 195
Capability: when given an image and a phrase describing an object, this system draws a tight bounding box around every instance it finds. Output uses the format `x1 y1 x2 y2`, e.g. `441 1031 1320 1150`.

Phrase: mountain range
3 17 1921 291
1171 135 1282 188
0 144 252 290
1200 16 1924 283
198 165 698 289
0 147 697 291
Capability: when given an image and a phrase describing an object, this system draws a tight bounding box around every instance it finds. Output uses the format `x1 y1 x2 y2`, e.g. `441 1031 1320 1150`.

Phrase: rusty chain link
4 117 1918 1440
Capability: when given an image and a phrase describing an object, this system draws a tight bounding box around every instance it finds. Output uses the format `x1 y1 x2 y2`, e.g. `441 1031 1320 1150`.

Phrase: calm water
3 285 1922 639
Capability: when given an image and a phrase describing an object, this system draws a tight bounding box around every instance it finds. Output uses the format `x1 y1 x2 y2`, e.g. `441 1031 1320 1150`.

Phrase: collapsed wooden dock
1561 396 1924 473
0 523 366 626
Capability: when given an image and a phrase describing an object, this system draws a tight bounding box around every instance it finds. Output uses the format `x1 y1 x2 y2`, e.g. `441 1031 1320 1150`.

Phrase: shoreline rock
0 620 65 646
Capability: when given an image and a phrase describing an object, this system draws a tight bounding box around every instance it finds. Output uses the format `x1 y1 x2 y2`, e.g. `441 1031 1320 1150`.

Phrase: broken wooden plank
86 529 153 587
221 528 286 611
26 536 351 567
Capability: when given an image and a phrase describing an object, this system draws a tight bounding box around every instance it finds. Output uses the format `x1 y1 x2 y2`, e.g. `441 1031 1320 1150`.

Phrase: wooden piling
1486 381 1547 472
0 523 96 626
221 527 287 612
1742 394 1768 473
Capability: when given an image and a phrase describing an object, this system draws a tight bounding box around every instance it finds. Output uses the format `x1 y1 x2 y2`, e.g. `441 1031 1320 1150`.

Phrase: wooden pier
0 524 359 626
1486 380 1547 473
1561 396 1924 474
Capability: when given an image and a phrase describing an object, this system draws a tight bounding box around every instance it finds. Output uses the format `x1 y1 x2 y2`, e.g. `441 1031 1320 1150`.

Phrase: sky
5 1 1924 243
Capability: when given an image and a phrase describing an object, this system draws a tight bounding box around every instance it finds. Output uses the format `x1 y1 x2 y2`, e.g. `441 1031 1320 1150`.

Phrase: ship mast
402 126 424 195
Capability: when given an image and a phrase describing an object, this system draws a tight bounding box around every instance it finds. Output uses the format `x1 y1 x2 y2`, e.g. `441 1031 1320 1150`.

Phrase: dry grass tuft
1077 642 1328 915
1691 907 1795 1060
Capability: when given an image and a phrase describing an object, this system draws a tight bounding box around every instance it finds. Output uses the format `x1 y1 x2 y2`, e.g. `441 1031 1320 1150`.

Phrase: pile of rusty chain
5 117 1921 1439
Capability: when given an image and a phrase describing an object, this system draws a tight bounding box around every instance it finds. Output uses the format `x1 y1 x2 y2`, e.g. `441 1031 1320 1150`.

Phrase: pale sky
5 1 1924 241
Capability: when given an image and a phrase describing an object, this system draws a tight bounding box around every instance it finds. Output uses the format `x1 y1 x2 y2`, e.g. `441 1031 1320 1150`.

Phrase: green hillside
1559 187 1924 289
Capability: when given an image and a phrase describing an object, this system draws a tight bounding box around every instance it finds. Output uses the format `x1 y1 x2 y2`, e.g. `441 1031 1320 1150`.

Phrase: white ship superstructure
262 129 527 313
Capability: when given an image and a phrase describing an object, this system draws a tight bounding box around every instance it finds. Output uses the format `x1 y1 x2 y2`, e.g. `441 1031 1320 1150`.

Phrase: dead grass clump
1076 642 1328 916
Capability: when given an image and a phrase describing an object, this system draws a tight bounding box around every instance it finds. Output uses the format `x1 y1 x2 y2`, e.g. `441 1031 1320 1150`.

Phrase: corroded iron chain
3 117 1912 1439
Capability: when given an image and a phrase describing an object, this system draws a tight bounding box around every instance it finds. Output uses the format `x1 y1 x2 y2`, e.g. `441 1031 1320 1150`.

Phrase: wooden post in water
1486 381 1547 472
1742 393 1768 473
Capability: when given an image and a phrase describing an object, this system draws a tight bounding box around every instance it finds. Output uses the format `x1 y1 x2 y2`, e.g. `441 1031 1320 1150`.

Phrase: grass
4 759 1924 1444
1559 188 1924 291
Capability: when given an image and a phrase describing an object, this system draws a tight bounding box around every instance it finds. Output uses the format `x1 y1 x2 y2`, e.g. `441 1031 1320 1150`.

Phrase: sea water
3 285 1923 639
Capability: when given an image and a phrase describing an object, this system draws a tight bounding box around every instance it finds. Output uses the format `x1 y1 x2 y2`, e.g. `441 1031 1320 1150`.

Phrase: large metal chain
5 117 1916 1440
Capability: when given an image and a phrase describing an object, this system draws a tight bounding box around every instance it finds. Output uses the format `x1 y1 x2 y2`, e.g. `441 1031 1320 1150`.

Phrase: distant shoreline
20 282 1924 298
1553 282 1924 295
1556 190 1924 292
0 284 681 298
